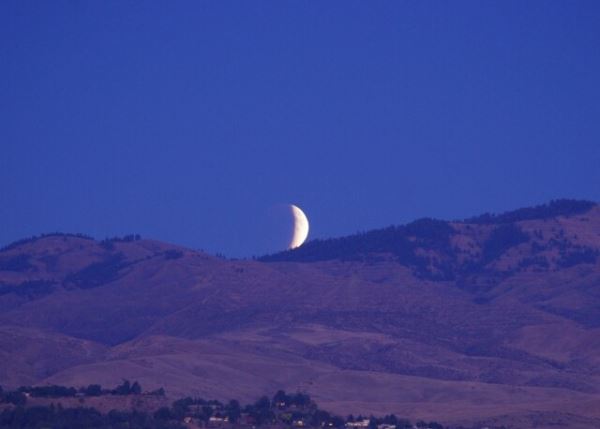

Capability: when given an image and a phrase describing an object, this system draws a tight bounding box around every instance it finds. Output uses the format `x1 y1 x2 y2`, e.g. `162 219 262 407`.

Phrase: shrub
3 391 27 406
0 254 32 272
164 250 184 260
558 247 598 268
25 385 76 397
84 384 102 396
65 254 126 289
466 199 595 224
481 224 529 264
0 280 55 299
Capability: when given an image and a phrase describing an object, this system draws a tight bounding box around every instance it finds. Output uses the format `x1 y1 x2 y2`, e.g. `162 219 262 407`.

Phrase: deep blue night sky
2 1 599 257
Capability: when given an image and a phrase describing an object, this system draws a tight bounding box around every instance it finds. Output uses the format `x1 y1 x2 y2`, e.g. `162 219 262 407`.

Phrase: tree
4 391 27 406
114 380 131 395
165 250 183 260
225 399 241 423
154 407 175 421
272 389 289 407
85 384 102 397
131 381 142 395
332 416 346 428
368 417 378 429
171 397 193 419
151 387 166 396
248 396 274 425
291 392 311 408
254 395 271 412
383 414 398 425
396 419 412 429
201 405 214 422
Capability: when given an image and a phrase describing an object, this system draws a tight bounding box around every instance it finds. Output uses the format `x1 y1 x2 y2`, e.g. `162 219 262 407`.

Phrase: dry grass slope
1 201 599 428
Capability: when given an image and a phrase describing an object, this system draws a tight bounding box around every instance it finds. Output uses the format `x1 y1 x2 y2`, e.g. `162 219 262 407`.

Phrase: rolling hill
1 199 600 428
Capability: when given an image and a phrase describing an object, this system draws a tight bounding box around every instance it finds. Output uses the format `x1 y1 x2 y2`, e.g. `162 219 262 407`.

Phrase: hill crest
1 199 600 428
260 199 599 282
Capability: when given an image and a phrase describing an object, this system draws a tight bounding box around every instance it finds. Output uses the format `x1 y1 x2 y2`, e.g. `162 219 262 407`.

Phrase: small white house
346 419 370 428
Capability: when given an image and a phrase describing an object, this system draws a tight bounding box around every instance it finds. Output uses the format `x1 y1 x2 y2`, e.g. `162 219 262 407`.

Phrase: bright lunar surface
289 204 309 249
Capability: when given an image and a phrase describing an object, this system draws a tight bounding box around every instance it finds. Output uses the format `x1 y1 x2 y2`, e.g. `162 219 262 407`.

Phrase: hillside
1 200 600 428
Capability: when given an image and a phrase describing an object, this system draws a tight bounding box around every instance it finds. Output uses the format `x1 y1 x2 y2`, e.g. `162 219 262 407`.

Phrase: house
206 416 229 428
346 419 370 428
210 416 229 422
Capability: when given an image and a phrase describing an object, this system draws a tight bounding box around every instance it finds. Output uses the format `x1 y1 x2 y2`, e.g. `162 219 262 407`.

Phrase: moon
289 204 309 249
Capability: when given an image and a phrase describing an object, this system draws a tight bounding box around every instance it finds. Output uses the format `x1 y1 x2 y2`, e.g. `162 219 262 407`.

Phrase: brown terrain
1 200 600 428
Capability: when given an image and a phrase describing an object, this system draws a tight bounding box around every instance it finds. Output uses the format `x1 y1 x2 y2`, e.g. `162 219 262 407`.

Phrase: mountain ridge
261 199 597 260
1 199 600 428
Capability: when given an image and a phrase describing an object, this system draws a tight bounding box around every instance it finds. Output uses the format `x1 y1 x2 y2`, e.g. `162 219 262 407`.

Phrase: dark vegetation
0 233 94 253
0 232 142 255
19 385 77 398
157 389 443 429
480 224 529 265
557 246 599 268
0 254 32 272
464 199 595 224
517 255 550 271
64 254 127 289
0 386 445 429
260 218 456 280
164 250 184 260
261 200 597 281
0 391 26 407
100 234 142 251
5 381 153 400
261 219 530 280
104 234 142 243
1 200 596 290
0 406 185 429
262 218 454 263
111 380 143 396
0 280 56 299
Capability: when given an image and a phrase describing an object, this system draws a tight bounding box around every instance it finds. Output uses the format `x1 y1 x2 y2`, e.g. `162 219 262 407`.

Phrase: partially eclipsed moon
289 204 309 249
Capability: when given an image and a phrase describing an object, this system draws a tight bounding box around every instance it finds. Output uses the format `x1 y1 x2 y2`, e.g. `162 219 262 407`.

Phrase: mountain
1 200 600 428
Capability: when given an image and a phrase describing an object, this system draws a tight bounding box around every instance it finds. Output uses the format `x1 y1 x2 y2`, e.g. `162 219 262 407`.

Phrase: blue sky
1 1 599 257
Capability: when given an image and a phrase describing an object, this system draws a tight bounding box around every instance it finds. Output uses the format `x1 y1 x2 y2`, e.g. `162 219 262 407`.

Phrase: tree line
0 386 446 429
0 381 163 406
